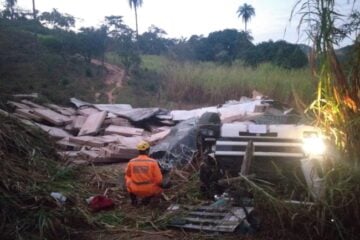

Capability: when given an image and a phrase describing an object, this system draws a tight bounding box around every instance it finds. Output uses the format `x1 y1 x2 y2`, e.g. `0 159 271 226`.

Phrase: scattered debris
87 195 115 212
6 94 303 169
167 204 254 233
12 93 39 99
0 108 9 116
78 111 107 136
33 108 72 126
150 118 198 170
105 125 144 136
50 192 67 205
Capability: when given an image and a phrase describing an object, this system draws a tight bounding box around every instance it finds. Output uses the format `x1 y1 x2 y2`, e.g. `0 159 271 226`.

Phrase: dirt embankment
92 59 125 104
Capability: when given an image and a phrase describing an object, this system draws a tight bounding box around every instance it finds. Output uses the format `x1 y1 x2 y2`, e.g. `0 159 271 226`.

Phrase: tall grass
292 0 360 161
141 55 315 108
106 53 314 109
167 62 313 105
0 115 94 239
236 1 360 239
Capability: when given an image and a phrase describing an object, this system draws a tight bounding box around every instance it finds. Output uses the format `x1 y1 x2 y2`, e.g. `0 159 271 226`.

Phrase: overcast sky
15 0 358 46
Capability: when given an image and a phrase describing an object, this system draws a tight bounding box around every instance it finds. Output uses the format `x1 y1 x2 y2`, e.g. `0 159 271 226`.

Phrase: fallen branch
218 174 256 186
173 169 189 181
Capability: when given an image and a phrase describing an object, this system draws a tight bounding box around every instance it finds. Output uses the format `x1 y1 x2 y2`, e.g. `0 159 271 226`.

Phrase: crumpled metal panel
150 118 198 169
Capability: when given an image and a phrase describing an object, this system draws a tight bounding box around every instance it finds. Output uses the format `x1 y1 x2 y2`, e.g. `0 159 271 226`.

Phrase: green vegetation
235 1 360 240
118 55 313 107
106 53 313 108
159 61 313 105
0 0 359 239
0 115 94 239
292 0 360 161
0 18 107 105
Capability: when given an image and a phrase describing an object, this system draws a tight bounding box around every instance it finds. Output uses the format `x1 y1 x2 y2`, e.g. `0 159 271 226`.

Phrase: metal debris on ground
167 204 254 233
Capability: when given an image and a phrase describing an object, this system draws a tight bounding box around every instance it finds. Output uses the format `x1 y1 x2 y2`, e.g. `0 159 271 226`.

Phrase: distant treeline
0 6 308 72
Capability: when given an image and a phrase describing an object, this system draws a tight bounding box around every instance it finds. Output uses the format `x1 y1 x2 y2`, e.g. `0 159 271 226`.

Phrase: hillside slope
0 19 107 105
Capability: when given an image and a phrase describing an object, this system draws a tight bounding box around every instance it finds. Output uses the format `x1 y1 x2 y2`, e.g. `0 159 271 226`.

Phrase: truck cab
198 112 326 200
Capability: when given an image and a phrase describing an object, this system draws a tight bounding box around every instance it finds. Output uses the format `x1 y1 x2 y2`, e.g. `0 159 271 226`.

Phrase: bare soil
91 59 125 104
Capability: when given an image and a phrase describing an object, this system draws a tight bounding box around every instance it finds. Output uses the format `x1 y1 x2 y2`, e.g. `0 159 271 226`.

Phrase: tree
79 27 107 63
236 3 255 32
4 0 17 20
138 25 170 54
104 15 131 38
127 0 143 39
39 9 75 30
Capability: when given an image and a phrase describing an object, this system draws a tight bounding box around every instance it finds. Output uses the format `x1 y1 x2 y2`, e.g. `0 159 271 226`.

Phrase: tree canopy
237 3 255 31
39 9 75 29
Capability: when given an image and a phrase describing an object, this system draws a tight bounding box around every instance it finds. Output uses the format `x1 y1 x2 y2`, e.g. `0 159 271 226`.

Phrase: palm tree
236 3 255 32
32 0 36 19
127 0 143 39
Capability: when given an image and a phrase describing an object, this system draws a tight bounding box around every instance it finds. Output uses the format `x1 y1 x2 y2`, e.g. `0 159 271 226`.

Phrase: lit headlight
302 131 325 155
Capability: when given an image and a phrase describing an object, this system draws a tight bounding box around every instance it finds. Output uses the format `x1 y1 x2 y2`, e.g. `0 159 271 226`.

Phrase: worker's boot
130 193 138 206
141 196 152 206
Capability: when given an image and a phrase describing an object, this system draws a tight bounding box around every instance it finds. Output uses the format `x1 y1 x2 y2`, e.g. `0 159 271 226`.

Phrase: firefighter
125 141 163 206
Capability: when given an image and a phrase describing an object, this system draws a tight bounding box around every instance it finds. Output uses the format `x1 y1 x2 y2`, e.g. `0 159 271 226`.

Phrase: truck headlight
302 131 325 156
200 129 214 137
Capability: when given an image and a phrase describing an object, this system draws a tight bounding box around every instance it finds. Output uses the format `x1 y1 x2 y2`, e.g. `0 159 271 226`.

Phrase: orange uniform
125 155 163 198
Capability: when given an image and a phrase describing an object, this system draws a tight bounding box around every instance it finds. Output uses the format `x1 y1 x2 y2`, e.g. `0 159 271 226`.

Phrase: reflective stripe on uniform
130 159 156 163
132 180 151 185
133 165 149 173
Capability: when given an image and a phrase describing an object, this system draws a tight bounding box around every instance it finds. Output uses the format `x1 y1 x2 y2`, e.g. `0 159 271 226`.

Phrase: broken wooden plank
56 137 82 151
116 136 143 149
35 123 72 139
0 109 9 116
15 108 43 121
150 126 171 133
146 128 171 144
13 93 39 99
33 108 72 126
69 136 107 147
21 100 46 109
80 149 102 160
72 115 87 130
80 150 120 163
7 101 32 109
104 125 144 137
101 147 137 160
64 123 74 131
57 151 81 159
78 111 107 136
99 135 121 144
13 117 37 126
77 107 100 116
103 117 131 127
46 104 76 116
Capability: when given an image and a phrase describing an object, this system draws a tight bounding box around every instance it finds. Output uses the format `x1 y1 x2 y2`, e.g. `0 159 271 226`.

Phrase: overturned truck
197 111 326 201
